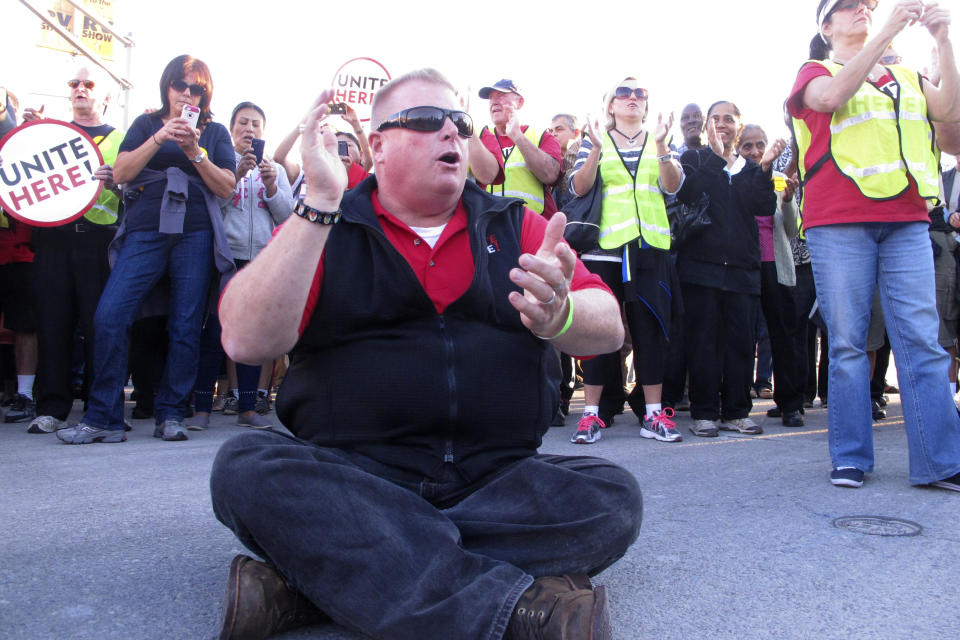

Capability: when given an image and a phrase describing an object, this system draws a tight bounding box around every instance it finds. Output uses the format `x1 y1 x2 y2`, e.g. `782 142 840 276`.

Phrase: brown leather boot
218 554 329 640
505 575 611 640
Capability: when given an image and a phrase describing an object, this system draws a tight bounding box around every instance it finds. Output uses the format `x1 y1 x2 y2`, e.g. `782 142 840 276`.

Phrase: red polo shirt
297 189 608 333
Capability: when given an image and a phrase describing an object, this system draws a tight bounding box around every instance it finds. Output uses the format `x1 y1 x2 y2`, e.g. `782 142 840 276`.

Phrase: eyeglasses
376 106 474 138
833 0 878 14
170 79 207 97
613 87 649 100
68 79 95 90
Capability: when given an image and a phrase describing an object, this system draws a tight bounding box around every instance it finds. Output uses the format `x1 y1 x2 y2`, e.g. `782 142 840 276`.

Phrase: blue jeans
210 430 642 640
83 230 214 430
806 222 960 484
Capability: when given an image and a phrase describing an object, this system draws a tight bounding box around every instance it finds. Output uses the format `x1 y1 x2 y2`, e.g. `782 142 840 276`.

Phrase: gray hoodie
219 150 294 261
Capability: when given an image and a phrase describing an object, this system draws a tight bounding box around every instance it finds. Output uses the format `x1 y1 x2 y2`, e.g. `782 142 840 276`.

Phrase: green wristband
535 296 574 340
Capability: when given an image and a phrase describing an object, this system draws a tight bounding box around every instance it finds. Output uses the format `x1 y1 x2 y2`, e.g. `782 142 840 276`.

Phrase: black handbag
562 171 603 253
671 191 712 247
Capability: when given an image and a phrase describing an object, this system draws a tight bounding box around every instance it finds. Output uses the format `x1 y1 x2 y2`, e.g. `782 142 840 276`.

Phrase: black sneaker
872 400 886 421
3 394 36 423
929 472 960 493
830 467 864 488
255 391 271 415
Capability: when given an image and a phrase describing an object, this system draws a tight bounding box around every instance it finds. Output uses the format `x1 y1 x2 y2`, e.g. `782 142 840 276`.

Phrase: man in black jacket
211 68 640 640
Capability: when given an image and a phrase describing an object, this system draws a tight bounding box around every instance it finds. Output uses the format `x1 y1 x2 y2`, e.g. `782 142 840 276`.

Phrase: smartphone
251 138 265 164
328 102 348 115
181 104 200 129
337 140 349 157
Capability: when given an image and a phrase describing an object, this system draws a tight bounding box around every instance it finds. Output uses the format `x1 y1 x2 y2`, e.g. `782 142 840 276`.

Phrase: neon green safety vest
793 60 939 202
84 128 124 225
483 126 546 214
597 130 670 250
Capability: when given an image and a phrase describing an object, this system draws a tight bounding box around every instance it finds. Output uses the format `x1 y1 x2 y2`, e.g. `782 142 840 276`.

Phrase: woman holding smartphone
187 101 294 431
788 0 960 490
57 54 237 444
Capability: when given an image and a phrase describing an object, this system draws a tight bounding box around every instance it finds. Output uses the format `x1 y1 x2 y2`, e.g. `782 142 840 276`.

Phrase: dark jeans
194 314 260 413
210 430 642 640
32 228 113 420
760 262 804 412
682 283 759 421
83 230 214 430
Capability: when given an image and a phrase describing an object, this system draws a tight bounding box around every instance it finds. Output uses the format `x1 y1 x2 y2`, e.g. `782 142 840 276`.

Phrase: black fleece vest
276 179 560 481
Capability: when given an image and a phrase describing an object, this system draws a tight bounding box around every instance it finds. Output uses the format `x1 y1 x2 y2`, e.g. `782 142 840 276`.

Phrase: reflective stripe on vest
484 126 546 213
794 60 939 201
84 128 124 225
597 130 670 251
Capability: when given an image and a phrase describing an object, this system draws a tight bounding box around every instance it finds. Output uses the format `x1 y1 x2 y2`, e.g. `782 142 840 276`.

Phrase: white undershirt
409 223 447 248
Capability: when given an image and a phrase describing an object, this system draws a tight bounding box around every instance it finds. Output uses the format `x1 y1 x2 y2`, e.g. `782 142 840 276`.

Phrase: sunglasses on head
614 87 648 100
832 0 878 14
68 79 95 90
170 79 207 97
377 106 474 138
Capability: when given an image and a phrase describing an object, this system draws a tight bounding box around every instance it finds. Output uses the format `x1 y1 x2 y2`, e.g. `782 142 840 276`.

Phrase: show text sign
331 57 392 123
0 120 104 226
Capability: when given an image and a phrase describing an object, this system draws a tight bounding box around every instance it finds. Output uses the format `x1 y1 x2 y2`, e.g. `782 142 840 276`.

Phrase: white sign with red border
331 57 392 123
0 119 104 227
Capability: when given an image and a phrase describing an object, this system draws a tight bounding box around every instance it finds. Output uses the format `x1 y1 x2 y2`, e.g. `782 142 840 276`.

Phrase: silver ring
544 290 557 306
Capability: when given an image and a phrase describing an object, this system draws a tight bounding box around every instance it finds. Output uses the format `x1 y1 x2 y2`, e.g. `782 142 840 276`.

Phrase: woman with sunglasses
57 54 237 444
567 77 684 445
675 101 778 438
788 0 960 490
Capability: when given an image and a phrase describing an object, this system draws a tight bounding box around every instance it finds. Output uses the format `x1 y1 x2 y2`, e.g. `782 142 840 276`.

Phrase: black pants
760 263 804 413
682 283 759 421
580 260 627 420
32 227 113 420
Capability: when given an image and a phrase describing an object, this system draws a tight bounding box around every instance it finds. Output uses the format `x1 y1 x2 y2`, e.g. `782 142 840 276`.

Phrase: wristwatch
191 148 207 164
294 200 341 225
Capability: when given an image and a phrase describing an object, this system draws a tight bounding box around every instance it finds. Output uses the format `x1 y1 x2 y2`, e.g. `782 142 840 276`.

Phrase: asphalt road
2 390 958 640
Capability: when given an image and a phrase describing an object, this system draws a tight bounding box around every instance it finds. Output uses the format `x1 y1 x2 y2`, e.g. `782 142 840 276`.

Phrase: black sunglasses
831 0 878 16
377 106 474 138
170 79 207 97
68 79 95 90
614 87 649 100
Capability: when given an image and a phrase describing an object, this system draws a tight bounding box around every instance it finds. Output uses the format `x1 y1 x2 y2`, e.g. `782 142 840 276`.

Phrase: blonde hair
603 77 647 131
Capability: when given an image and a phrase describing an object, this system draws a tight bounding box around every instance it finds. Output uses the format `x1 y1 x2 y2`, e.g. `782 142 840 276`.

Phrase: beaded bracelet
534 296 575 340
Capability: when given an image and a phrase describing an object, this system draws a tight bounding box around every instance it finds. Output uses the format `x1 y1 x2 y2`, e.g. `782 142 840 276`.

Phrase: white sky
3 0 952 153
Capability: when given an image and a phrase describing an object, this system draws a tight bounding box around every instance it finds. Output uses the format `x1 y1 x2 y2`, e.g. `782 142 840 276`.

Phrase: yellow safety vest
84 128 123 225
483 126 546 214
793 60 939 202
597 130 670 250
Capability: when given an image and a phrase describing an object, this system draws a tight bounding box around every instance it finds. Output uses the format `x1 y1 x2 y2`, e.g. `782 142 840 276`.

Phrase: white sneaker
27 415 67 434
720 417 763 435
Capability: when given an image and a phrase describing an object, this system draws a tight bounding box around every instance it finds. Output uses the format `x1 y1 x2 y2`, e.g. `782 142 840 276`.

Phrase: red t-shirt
346 162 369 189
787 61 928 229
0 216 34 265
478 126 563 217
295 190 609 338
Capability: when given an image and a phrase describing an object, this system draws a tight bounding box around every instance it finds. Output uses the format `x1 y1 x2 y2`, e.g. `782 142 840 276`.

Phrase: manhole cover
832 516 922 537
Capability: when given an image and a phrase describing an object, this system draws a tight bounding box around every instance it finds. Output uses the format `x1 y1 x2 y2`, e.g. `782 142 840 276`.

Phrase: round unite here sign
0 119 104 227
331 57 392 123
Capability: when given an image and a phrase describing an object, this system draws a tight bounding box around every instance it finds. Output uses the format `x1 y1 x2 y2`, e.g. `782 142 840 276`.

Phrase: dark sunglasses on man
613 87 649 100
377 106 474 138
170 79 207 97
68 79 96 90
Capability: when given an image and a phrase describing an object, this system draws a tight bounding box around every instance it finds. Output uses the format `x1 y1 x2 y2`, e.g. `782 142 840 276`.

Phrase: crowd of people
2 0 960 638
